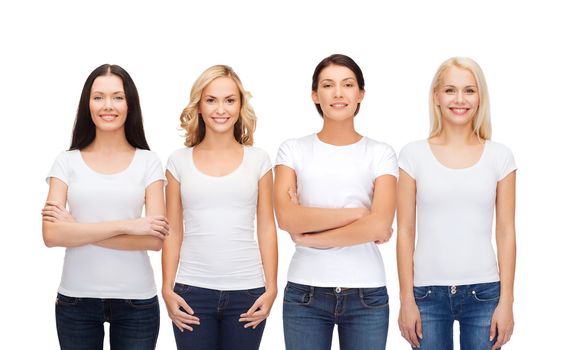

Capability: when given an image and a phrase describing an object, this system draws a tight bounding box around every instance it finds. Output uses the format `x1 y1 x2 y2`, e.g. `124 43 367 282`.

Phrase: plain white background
1 0 559 348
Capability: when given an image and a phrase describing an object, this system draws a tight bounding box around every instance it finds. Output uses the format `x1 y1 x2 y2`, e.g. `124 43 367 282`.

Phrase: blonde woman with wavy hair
397 57 516 350
162 65 277 350
180 65 256 147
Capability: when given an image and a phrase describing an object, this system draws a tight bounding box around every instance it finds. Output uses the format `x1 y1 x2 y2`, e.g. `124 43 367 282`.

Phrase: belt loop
309 286 315 296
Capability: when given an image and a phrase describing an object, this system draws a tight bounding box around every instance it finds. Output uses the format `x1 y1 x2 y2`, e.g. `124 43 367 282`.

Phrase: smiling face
89 74 128 132
198 76 241 136
312 64 364 121
434 66 480 129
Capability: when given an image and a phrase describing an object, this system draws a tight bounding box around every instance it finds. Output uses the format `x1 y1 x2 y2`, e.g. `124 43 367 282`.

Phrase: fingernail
419 334 423 339
489 336 493 341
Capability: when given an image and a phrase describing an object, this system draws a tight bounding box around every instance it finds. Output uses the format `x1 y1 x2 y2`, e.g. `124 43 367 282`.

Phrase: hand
42 201 75 223
490 300 514 350
162 289 200 332
288 187 300 205
126 216 169 239
398 300 423 348
374 227 393 244
239 289 277 329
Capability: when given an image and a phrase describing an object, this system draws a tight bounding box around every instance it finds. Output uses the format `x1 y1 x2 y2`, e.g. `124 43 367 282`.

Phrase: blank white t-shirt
47 149 165 299
398 140 517 286
166 146 272 290
276 134 398 287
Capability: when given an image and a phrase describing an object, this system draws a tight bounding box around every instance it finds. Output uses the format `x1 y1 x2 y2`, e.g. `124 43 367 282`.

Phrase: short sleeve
398 143 416 179
258 149 273 178
46 151 70 185
275 139 296 169
144 151 166 187
373 143 398 179
166 150 181 183
497 145 517 181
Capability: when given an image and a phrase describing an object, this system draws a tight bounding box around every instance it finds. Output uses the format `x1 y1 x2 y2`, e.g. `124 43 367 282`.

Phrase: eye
226 98 236 104
114 95 125 101
444 88 456 94
92 96 103 101
322 83 333 88
465 88 477 94
344 82 354 88
205 97 216 104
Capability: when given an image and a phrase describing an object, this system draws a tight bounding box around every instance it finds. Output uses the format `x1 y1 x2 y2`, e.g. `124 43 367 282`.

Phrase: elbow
148 239 164 252
42 223 58 248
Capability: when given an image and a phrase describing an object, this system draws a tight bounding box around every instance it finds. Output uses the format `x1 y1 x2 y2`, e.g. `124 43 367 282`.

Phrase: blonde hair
180 65 257 147
429 57 491 140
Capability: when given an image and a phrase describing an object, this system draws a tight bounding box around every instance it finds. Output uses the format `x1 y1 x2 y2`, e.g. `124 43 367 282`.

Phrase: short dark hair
69 64 149 150
311 54 365 117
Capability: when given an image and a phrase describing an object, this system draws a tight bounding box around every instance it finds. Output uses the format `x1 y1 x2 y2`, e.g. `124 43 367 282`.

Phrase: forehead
91 74 124 92
203 76 240 96
441 66 476 86
319 64 356 81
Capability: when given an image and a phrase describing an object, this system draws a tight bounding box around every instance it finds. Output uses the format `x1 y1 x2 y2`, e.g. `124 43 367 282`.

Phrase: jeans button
451 285 457 295
335 287 341 293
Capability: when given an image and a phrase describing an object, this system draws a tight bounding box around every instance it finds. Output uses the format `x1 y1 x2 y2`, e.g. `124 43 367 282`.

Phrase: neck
436 123 480 146
317 117 361 146
198 130 240 150
86 129 133 153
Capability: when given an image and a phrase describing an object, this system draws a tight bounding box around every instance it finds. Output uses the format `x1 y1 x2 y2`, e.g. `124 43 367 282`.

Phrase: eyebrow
443 84 477 88
320 77 356 83
203 94 238 99
91 91 125 94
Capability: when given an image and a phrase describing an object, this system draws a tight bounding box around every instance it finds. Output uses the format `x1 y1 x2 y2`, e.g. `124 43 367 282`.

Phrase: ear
358 89 365 103
433 90 440 107
311 90 319 104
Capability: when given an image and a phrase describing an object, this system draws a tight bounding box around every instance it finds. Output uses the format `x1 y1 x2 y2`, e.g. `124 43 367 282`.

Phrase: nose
455 92 465 103
103 97 113 110
217 101 226 114
334 84 343 98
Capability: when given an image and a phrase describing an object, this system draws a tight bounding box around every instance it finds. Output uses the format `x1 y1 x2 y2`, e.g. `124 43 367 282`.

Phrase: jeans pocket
359 287 389 309
283 283 312 305
126 296 159 309
173 283 192 295
471 282 500 302
413 287 431 300
56 293 79 306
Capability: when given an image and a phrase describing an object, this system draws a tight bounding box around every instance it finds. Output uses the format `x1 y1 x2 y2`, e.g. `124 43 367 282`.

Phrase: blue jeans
172 283 266 350
55 293 160 350
414 282 501 350
283 282 389 350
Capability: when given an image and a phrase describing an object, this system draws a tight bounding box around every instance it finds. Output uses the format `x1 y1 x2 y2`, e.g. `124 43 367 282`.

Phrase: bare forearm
258 228 278 292
497 229 516 303
162 235 182 293
300 211 392 248
397 229 416 302
95 235 163 251
42 220 130 248
278 205 366 234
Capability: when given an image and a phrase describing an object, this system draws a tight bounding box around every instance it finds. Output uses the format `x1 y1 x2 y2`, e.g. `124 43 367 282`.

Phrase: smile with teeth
211 116 230 124
331 103 348 109
450 107 469 115
100 114 118 121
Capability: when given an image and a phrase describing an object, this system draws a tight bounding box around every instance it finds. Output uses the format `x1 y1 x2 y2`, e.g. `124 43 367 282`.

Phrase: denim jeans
172 283 266 350
55 293 160 350
414 282 501 350
283 282 389 350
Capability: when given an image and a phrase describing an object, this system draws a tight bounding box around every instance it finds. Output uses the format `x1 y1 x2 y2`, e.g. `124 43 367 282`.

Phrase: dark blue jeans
414 282 501 350
172 283 266 350
55 293 160 350
283 282 389 350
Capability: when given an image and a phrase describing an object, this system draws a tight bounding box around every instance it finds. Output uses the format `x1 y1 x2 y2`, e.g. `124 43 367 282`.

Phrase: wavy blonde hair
180 65 257 147
429 57 491 140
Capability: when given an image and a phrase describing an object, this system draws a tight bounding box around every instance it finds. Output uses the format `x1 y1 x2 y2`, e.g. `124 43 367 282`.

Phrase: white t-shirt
276 134 398 287
166 146 272 290
398 140 517 286
47 149 165 299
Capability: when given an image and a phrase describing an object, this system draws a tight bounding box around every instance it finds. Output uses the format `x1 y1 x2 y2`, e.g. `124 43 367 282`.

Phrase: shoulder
244 145 269 158
53 149 79 164
167 147 192 162
279 134 315 149
135 149 162 162
485 140 514 156
399 140 426 157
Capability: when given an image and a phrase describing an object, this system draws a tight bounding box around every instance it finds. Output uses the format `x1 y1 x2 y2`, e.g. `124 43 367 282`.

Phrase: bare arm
396 169 423 347
161 171 200 331
95 180 167 251
240 170 279 328
42 178 168 248
273 165 368 234
490 171 516 349
296 174 396 248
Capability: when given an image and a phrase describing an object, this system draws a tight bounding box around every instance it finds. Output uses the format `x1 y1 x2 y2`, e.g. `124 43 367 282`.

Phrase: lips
100 114 118 121
330 103 348 109
450 107 469 115
211 116 230 124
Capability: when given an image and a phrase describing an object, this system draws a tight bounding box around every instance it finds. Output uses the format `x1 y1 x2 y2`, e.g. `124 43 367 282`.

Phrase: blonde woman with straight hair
397 57 516 350
162 65 278 350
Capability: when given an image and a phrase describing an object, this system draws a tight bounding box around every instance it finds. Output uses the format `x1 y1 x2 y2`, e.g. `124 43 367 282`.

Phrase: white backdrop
1 0 559 348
